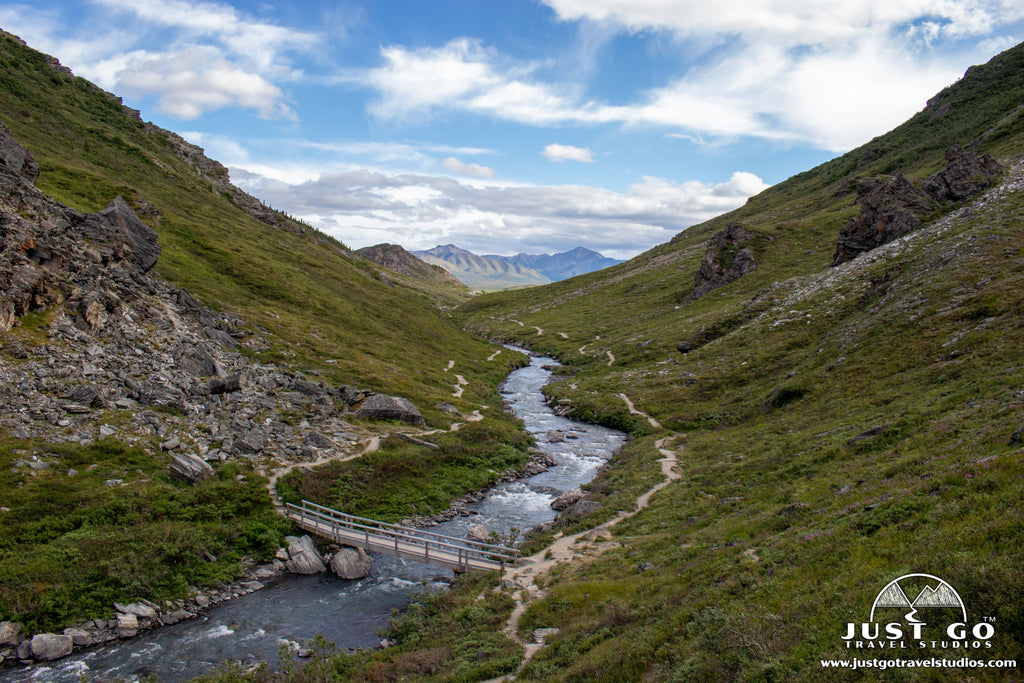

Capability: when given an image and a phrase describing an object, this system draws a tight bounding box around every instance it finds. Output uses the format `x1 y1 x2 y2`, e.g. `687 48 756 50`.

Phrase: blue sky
1 1 1022 259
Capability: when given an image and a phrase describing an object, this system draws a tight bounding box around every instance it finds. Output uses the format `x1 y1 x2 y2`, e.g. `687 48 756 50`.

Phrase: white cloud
230 163 769 259
94 0 319 73
540 1 1022 45
116 47 296 120
542 144 594 163
361 39 606 125
1 0 315 121
353 4 1024 151
441 157 497 178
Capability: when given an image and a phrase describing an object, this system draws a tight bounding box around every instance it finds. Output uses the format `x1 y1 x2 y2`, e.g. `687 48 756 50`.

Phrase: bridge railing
285 500 520 571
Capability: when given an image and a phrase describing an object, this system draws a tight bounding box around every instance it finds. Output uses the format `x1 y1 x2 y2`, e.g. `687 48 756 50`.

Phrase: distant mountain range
489 247 624 282
413 244 622 291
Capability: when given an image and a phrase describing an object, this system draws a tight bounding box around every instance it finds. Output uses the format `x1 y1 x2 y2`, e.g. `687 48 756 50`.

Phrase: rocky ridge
0 120 430 466
356 243 463 285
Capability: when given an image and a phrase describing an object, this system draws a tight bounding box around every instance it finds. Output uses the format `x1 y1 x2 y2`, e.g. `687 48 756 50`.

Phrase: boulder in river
466 524 490 543
117 613 139 638
30 633 73 661
284 535 327 575
329 546 372 580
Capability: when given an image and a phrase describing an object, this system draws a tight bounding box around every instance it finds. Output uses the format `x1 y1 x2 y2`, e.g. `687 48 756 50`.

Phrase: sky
1 1 1022 259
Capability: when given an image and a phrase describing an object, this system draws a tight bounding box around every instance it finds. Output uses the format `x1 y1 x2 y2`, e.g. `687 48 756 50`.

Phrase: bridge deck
285 501 518 572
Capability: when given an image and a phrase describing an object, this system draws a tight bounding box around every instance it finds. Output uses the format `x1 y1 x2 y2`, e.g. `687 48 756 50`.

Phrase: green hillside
0 30 531 635
449 43 1024 681
0 30 518 407
3 23 1024 682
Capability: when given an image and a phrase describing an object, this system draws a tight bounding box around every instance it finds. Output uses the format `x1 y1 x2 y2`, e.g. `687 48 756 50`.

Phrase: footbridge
284 500 520 572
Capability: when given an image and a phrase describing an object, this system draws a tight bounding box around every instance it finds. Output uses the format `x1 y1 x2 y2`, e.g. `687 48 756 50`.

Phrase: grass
277 417 533 523
0 437 290 632
445 41 1024 682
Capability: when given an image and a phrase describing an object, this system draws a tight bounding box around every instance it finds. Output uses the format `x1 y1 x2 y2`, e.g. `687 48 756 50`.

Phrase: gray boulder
97 196 161 272
466 524 490 543
304 431 335 449
235 428 268 453
284 535 327 574
550 487 585 511
209 373 243 394
114 601 158 619
352 394 426 427
169 452 214 484
0 120 40 182
566 500 604 518
116 613 138 638
175 342 218 378
62 628 92 647
0 622 24 649
30 633 73 661
329 546 372 580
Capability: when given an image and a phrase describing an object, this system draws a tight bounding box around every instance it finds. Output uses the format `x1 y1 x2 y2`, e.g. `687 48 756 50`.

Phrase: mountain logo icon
869 573 967 623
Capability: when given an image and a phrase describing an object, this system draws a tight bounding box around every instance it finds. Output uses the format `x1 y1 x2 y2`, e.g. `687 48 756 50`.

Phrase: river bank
0 352 626 682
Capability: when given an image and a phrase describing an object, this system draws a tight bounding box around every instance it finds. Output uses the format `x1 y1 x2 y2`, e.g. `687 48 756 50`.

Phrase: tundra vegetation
1 28 1024 683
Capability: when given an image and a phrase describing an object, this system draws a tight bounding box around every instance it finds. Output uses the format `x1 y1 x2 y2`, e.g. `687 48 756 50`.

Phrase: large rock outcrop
831 174 933 266
924 144 1002 202
0 120 164 332
0 120 40 182
691 222 758 300
833 145 1002 266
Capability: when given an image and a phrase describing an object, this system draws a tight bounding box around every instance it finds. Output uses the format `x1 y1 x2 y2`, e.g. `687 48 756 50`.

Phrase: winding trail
606 350 615 366
445 359 470 397
268 358 487 516
618 393 661 429
266 435 379 512
487 349 503 361
490 397 682 681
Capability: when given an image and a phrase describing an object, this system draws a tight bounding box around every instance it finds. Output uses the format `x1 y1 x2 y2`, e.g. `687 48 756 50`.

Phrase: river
4 350 626 682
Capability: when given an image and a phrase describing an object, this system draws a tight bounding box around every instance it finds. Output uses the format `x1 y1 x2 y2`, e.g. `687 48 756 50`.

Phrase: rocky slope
1 120 419 464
